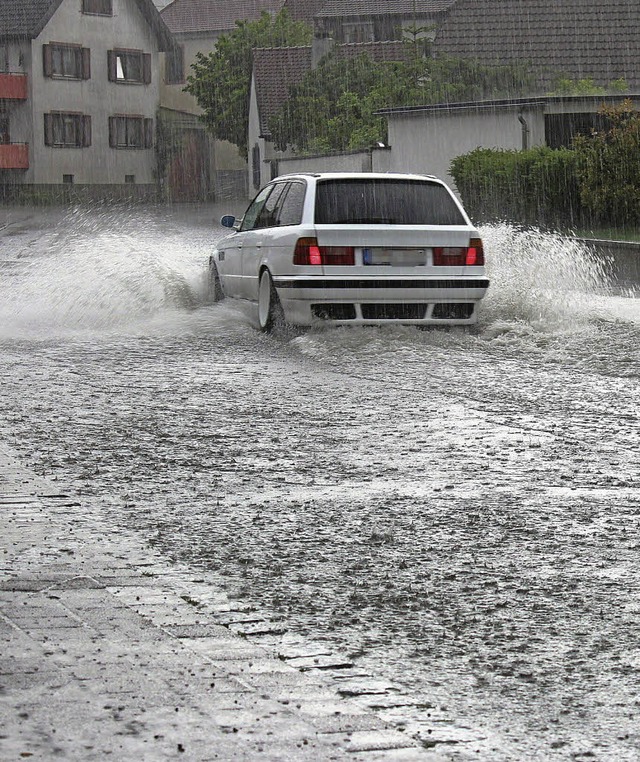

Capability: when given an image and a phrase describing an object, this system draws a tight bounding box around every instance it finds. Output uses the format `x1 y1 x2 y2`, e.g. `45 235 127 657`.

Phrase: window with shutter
82 0 112 15
108 49 150 84
165 46 184 84
44 112 91 148
43 44 90 80
109 115 152 149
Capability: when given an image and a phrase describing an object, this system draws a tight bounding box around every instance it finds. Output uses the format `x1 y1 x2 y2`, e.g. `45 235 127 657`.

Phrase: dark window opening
44 113 91 148
545 113 609 149
108 50 151 84
109 116 153 149
43 44 90 79
251 143 261 190
63 174 74 184
165 46 184 84
125 174 135 184
0 114 9 144
314 179 465 225
82 0 112 15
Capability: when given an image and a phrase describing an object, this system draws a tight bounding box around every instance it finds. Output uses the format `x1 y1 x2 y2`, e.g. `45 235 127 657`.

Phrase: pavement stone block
337 729 421 753
0 444 424 760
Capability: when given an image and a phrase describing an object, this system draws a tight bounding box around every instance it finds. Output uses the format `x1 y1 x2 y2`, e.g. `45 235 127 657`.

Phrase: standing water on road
0 205 639 760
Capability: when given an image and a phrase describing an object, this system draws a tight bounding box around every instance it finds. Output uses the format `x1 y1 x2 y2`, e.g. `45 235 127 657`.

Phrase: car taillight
293 237 355 266
433 238 484 266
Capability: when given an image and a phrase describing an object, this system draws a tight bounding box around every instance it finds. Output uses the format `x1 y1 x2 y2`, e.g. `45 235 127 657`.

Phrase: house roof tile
254 46 312 135
254 39 410 135
282 0 326 24
0 0 60 37
0 0 174 48
161 0 285 35
433 0 640 89
315 1 456 18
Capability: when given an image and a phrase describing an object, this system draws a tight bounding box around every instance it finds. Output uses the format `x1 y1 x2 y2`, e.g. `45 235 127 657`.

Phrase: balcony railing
0 143 29 170
0 73 27 100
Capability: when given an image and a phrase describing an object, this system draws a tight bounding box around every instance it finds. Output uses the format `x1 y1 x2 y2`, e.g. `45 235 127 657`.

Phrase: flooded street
1 204 639 761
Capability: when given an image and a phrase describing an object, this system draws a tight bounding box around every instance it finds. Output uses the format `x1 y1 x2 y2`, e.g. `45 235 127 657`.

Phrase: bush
451 146 582 228
573 100 640 226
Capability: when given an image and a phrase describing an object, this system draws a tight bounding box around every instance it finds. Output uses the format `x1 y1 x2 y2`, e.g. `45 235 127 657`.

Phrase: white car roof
273 172 441 183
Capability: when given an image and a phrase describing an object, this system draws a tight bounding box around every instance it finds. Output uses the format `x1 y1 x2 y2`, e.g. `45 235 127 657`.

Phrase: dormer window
82 0 112 15
108 49 151 84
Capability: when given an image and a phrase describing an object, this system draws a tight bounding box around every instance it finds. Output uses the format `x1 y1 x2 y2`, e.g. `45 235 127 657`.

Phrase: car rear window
314 179 466 225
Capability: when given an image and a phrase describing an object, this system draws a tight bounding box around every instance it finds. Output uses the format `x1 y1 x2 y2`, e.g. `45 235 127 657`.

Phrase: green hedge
450 146 584 228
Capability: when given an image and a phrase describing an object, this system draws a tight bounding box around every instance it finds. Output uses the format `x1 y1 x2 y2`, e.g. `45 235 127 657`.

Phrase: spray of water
478 223 613 333
0 205 213 338
0 211 635 346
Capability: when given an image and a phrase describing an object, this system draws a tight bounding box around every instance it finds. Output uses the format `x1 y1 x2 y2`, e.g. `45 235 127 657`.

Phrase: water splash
0 205 214 338
479 224 613 331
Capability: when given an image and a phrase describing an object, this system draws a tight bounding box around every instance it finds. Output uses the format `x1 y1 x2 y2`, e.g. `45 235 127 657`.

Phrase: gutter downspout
518 110 530 150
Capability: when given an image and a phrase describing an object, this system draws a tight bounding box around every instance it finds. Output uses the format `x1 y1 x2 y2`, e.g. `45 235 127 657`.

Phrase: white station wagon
209 172 489 331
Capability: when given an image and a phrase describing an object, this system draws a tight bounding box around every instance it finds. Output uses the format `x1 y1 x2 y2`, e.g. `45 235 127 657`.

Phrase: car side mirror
220 215 237 228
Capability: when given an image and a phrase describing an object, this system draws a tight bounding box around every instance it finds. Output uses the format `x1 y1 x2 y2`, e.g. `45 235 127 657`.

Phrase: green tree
573 99 640 225
549 77 629 96
269 51 533 153
185 10 312 158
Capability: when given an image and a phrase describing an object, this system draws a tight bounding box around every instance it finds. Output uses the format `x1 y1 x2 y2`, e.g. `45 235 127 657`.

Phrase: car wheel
208 263 224 303
258 269 285 333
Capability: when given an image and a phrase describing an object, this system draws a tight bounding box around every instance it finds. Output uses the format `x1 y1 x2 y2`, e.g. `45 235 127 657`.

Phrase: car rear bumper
273 276 490 326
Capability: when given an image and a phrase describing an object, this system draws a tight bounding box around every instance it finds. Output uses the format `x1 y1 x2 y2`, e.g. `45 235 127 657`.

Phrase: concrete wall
386 106 545 189
159 31 246 193
27 0 161 187
275 150 373 176
159 33 221 114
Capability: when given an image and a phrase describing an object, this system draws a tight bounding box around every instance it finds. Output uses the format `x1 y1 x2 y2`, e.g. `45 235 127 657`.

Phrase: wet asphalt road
0 205 639 760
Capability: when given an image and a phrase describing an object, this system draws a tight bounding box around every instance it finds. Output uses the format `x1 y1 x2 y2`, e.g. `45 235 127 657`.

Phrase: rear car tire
208 262 224 303
258 270 285 333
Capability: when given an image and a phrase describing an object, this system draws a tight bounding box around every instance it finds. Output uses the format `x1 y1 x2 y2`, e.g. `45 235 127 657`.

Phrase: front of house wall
26 0 161 189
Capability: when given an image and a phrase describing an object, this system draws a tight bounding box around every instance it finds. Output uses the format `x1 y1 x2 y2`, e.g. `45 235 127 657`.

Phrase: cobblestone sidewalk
0 444 431 761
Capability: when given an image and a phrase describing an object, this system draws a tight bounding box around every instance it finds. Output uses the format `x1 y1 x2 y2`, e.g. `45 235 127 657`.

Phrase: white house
0 0 174 199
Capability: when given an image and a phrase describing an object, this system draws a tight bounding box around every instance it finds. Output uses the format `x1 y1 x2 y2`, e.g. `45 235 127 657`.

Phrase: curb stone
0 444 432 760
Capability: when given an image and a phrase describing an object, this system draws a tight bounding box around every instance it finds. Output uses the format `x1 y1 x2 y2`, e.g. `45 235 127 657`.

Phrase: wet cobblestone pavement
0 205 639 760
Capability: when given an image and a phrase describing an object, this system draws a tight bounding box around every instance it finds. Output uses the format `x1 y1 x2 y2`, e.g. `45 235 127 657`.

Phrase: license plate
363 248 428 266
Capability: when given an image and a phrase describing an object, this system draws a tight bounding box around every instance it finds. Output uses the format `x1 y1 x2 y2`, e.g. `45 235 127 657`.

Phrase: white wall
275 151 372 176
386 106 545 189
29 0 162 186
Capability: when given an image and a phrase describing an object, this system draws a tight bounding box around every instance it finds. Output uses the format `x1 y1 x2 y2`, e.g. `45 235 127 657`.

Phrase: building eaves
375 93 640 118
161 0 284 36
